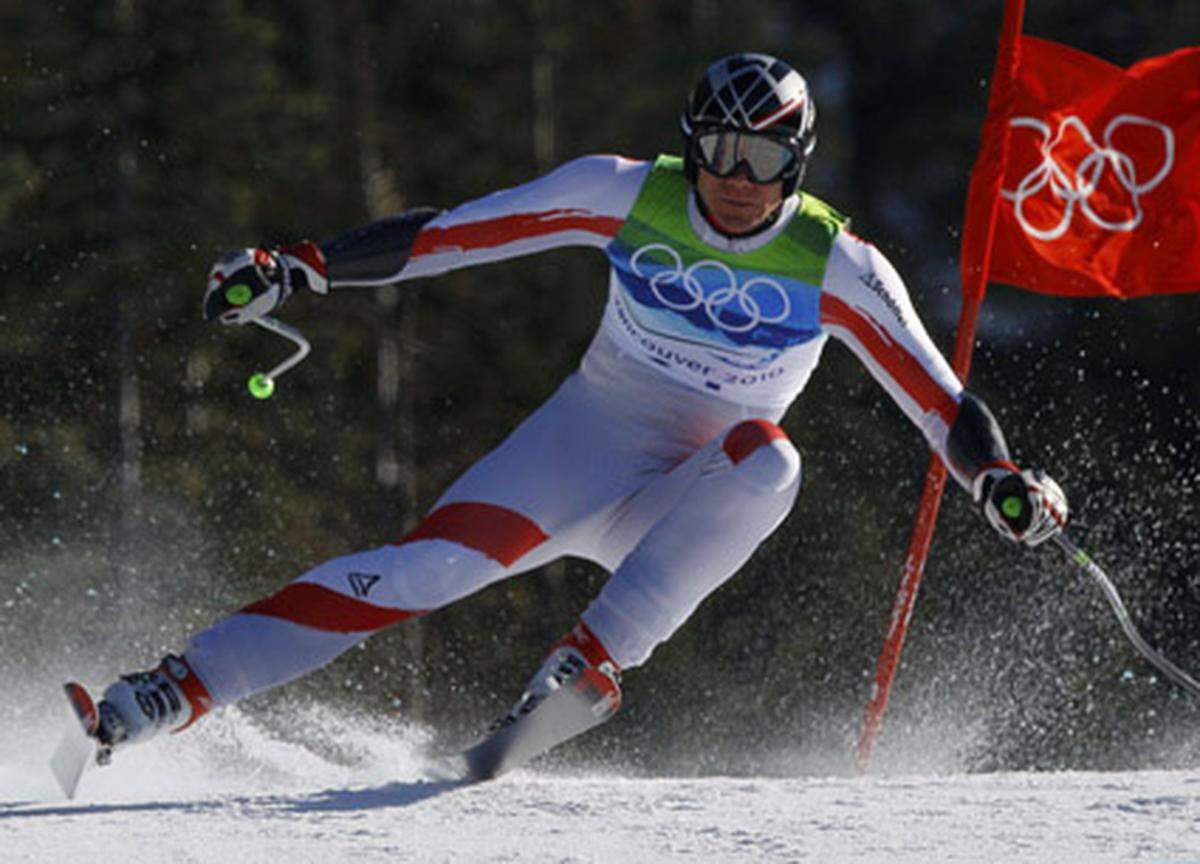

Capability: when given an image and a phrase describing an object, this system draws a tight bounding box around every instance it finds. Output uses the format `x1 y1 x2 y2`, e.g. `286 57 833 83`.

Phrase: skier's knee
721 419 801 493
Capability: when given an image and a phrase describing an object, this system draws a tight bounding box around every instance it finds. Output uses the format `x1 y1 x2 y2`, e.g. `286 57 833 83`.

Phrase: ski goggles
692 129 798 184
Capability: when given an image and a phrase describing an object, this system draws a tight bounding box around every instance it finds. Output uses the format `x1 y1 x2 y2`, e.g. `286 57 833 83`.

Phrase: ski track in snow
2 706 1199 863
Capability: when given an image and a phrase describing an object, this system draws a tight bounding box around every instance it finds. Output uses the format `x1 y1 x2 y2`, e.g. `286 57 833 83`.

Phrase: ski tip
63 682 100 737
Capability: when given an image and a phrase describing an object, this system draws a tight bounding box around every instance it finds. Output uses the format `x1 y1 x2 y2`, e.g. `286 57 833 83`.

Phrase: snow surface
2 704 1199 863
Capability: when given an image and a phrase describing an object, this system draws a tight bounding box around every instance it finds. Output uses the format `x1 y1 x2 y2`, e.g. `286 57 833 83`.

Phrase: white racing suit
186 154 996 708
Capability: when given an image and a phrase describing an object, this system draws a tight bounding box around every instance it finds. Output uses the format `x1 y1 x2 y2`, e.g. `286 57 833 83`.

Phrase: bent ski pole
1053 533 1200 700
244 315 311 399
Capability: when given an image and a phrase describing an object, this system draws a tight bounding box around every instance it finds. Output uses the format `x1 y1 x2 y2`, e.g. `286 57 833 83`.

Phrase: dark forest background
3 0 1199 776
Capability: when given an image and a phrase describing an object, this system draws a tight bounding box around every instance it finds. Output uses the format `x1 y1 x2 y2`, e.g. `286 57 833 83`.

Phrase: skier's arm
321 154 648 287
203 156 648 323
819 230 1067 544
819 231 971 479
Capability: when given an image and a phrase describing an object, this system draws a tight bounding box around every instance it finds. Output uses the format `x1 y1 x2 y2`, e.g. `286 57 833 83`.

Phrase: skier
76 53 1067 774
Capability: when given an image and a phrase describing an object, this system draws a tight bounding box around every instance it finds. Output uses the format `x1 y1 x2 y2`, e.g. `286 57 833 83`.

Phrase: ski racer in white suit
89 53 1068 764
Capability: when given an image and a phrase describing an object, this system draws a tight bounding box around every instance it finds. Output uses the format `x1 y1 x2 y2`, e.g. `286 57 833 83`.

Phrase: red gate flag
962 37 1200 299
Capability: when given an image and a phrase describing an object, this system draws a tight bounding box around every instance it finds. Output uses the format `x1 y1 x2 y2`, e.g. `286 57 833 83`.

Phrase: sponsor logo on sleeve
856 271 906 326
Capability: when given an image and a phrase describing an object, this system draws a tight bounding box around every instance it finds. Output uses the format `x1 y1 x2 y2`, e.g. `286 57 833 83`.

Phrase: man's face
695 166 785 235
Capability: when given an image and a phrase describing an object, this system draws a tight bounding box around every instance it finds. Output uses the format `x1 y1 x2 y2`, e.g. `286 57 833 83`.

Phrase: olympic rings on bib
629 243 791 334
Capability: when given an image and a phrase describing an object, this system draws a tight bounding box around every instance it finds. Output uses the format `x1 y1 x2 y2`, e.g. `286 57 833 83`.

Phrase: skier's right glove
203 242 328 325
973 462 1068 547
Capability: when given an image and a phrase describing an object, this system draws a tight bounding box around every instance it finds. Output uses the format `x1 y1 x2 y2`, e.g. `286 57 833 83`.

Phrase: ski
458 665 620 782
48 682 104 799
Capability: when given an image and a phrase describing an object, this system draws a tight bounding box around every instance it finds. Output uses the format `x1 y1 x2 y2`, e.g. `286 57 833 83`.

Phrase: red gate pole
854 0 1026 772
853 298 980 773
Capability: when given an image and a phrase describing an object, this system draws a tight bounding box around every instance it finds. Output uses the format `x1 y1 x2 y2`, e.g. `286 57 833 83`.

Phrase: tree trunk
344 0 426 721
112 0 141 595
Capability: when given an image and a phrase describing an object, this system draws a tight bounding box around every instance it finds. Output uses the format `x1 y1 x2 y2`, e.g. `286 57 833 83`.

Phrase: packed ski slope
2 703 1199 863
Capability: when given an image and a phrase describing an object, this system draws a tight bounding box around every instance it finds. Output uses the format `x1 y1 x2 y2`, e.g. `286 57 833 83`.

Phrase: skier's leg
183 502 554 707
578 417 802 670
93 374 652 750
483 418 798 768
94 504 561 750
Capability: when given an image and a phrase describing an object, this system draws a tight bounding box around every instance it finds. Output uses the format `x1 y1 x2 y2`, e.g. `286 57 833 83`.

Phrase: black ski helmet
681 52 817 196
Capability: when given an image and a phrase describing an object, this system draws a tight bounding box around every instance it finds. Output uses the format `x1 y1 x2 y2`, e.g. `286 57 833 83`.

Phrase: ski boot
462 622 621 781
67 654 214 765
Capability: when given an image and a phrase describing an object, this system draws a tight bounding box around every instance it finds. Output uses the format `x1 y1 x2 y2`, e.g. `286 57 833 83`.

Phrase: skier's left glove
973 462 1068 547
203 242 328 325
